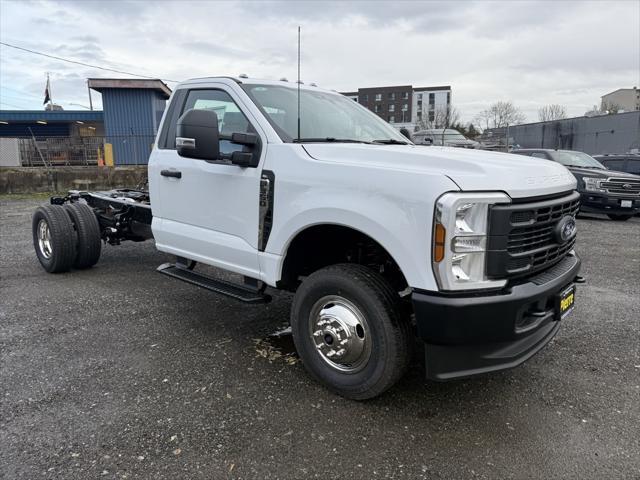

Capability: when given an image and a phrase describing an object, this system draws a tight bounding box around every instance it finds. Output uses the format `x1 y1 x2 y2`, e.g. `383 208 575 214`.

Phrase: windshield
441 129 467 141
551 151 606 169
419 129 467 143
242 84 409 144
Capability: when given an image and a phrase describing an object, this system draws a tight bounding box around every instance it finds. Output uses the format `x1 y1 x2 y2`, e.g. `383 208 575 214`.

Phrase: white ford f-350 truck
32 76 582 399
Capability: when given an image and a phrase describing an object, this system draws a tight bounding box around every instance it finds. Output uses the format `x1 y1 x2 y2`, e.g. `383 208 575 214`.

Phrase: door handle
161 169 182 179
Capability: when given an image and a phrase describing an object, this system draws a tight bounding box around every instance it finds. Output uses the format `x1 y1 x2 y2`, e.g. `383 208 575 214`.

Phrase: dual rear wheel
32 203 102 273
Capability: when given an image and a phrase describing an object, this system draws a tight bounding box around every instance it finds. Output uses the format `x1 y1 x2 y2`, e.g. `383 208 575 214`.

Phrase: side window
185 90 250 135
165 90 255 153
626 159 640 174
602 159 625 171
531 152 549 159
165 89 255 153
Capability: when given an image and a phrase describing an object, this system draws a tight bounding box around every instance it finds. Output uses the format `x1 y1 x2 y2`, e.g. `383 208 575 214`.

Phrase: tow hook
574 275 586 284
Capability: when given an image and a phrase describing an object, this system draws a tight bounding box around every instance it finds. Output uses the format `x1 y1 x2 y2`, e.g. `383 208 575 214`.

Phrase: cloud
0 0 638 122
181 41 248 59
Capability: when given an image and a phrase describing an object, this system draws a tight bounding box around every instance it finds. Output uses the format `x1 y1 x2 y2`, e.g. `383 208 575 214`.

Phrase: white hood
303 144 577 199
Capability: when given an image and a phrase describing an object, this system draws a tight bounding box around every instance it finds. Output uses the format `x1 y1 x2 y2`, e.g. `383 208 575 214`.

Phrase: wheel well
279 224 408 292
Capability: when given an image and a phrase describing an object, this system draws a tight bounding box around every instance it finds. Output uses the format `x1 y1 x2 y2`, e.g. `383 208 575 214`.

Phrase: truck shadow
251 299 528 409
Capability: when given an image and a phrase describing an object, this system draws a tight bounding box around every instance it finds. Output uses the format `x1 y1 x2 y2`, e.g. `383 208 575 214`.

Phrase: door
150 86 264 278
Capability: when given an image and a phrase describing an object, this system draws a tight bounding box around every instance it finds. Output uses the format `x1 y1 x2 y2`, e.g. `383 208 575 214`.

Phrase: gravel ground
1 197 639 480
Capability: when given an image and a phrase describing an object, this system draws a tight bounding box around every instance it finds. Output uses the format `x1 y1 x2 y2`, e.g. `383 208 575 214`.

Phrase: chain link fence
0 135 156 167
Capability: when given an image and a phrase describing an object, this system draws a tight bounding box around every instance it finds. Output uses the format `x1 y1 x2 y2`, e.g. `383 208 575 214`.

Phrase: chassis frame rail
51 189 153 245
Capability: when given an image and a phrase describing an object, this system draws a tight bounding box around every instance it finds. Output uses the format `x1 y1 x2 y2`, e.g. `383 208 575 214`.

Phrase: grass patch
0 192 64 201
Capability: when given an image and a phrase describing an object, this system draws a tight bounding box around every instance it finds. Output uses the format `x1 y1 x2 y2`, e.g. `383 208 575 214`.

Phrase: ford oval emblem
555 216 577 244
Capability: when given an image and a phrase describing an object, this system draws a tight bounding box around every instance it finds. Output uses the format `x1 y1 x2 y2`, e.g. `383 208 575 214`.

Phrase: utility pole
87 80 93 111
505 123 509 152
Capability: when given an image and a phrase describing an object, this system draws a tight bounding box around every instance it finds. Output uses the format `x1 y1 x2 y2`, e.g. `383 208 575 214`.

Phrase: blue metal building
0 78 171 165
88 78 171 165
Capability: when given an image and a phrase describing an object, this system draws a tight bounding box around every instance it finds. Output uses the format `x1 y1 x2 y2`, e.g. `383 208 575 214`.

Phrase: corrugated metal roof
89 78 171 99
0 110 104 122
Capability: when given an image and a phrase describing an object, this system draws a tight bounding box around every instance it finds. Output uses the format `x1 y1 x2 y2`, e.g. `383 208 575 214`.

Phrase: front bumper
579 192 640 214
412 253 581 380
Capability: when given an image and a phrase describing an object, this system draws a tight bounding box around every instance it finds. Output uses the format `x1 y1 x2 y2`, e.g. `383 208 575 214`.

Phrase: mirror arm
218 151 258 168
219 132 258 146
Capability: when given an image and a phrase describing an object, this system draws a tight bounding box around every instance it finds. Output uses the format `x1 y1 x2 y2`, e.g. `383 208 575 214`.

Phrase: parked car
413 129 479 148
513 149 640 220
32 77 582 399
593 153 640 176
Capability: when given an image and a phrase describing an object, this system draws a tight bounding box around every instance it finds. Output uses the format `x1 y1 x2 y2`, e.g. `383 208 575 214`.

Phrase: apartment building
601 87 640 112
340 84 452 130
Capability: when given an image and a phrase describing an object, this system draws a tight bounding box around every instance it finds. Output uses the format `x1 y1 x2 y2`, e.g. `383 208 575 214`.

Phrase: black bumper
579 192 640 215
412 254 581 381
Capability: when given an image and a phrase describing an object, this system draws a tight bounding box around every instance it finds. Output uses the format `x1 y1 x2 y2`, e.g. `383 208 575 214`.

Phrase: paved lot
1 197 639 479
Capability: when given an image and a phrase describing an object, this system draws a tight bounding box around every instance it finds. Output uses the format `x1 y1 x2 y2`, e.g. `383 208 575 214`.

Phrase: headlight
433 192 511 291
583 177 605 192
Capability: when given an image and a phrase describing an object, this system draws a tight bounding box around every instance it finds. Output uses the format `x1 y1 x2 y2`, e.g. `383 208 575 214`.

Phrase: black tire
64 202 102 269
607 214 633 221
290 263 412 400
32 205 77 273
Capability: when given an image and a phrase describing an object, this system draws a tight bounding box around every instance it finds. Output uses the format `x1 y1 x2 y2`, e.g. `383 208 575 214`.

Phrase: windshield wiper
293 137 374 144
565 165 603 169
372 139 409 145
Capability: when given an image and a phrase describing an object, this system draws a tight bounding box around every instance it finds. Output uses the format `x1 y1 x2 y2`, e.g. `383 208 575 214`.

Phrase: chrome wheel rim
37 219 53 259
309 296 371 373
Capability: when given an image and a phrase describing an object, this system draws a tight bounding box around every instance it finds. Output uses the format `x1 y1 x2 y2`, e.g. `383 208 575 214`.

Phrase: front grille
486 191 580 280
599 177 640 196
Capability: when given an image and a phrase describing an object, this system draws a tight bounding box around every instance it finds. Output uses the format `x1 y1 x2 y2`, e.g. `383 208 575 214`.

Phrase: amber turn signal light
433 223 446 262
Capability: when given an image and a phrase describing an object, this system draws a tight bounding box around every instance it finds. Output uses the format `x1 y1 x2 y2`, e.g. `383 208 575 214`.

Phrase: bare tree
538 104 567 122
416 105 461 130
474 101 526 129
601 101 621 114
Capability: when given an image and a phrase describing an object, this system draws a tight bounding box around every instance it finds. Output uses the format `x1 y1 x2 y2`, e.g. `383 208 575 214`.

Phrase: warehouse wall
100 89 166 165
508 111 640 155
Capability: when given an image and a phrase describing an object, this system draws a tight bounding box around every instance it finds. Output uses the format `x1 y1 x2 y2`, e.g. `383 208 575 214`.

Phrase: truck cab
34 76 583 399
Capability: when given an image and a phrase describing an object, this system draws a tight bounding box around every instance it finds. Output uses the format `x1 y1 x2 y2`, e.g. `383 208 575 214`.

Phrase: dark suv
593 153 640 176
513 149 640 221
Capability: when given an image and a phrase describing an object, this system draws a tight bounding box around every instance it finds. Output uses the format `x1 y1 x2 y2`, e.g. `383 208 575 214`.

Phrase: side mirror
176 109 220 161
176 109 260 167
400 127 412 141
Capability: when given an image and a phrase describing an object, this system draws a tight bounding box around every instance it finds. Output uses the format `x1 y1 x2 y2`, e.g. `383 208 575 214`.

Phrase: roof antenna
297 25 301 141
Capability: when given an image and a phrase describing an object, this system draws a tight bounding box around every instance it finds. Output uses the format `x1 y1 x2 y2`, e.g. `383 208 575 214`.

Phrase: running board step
157 263 271 304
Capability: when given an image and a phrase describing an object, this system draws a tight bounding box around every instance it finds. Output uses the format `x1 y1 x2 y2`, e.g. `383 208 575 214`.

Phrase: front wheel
290 264 412 400
607 214 633 221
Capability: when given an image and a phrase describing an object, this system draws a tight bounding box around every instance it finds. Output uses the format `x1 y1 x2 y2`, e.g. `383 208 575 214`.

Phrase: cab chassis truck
32 76 583 399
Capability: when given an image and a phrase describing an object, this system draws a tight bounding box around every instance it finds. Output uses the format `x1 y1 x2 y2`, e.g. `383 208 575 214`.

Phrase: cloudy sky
1 0 638 123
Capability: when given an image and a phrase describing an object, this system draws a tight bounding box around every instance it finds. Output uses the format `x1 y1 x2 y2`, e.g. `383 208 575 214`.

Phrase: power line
1 92 41 104
0 41 179 83
0 100 32 109
0 85 43 100
1 86 77 106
